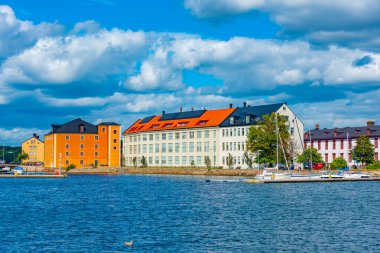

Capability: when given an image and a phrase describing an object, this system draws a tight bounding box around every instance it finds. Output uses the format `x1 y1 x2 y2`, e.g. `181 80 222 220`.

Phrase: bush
330 157 347 170
66 164 76 172
366 161 380 170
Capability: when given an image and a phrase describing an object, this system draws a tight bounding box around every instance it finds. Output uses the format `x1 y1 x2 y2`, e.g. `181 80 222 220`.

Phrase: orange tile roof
123 108 236 135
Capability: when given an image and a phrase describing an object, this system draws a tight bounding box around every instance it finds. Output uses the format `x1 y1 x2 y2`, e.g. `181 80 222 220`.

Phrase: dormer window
177 122 189 127
150 124 160 129
164 123 172 128
334 131 338 137
246 115 251 123
197 120 208 126
367 129 371 135
230 117 235 125
79 124 85 133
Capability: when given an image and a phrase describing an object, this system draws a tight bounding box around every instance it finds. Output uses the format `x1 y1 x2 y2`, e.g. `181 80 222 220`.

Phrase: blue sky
1 0 380 145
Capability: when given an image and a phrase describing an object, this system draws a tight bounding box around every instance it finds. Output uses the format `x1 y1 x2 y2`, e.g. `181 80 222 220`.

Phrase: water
1 175 379 252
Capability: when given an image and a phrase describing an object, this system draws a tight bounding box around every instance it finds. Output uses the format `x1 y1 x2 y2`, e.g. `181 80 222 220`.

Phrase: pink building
304 121 379 166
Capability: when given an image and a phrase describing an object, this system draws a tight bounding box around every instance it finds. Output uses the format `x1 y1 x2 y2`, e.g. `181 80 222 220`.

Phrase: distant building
21 133 44 163
44 118 121 168
122 102 304 168
304 121 380 165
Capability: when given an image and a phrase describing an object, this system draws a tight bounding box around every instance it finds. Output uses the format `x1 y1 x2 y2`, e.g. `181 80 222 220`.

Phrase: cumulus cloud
0 127 47 146
184 0 380 50
0 5 62 58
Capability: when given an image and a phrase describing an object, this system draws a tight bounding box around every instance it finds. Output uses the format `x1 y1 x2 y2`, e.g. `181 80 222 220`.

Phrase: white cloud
0 127 47 146
0 5 62 57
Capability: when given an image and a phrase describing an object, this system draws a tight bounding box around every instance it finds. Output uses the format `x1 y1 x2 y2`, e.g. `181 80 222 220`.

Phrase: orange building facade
44 118 121 168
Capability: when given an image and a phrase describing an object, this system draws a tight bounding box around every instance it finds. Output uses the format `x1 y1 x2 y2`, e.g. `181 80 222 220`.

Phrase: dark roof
50 118 98 134
219 103 284 127
306 125 380 140
140 116 155 124
98 122 120 126
158 110 206 122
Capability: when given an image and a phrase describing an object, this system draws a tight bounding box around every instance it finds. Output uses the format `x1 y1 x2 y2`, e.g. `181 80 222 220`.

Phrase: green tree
246 113 291 166
17 152 29 163
351 136 375 165
243 151 254 169
66 163 76 172
190 160 195 168
330 157 348 170
366 161 380 170
296 147 324 164
121 156 126 167
204 156 211 169
140 156 148 168
132 157 137 168
226 153 234 169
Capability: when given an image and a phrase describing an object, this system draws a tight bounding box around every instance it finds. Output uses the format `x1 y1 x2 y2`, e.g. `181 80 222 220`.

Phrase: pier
246 177 380 184
0 174 67 179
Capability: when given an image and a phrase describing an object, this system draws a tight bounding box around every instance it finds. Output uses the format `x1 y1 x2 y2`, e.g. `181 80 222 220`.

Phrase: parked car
303 162 324 170
10 161 21 165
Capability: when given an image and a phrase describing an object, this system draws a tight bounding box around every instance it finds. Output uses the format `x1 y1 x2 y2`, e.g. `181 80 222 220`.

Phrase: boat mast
346 131 349 168
309 129 312 171
276 114 279 171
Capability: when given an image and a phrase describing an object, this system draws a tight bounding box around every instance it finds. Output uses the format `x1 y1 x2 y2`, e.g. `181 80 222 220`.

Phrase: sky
1 0 380 145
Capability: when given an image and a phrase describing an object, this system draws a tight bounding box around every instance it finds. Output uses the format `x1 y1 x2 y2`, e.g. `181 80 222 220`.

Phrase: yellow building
21 133 45 164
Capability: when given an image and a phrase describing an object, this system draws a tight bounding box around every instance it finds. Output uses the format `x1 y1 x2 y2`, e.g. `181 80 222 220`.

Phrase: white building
122 102 304 168
218 102 304 168
304 121 380 166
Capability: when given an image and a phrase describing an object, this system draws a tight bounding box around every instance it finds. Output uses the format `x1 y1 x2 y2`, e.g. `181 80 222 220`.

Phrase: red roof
123 108 235 135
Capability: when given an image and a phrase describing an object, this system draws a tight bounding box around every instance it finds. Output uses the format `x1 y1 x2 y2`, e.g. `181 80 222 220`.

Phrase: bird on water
124 240 133 247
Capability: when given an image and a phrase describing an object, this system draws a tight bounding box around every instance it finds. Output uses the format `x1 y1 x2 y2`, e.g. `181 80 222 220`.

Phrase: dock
246 177 380 184
0 174 67 178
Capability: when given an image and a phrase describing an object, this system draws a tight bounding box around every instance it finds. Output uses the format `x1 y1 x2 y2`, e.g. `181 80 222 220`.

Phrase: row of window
64 152 99 157
28 152 38 156
127 141 217 155
126 155 216 166
64 160 97 165
28 145 38 150
64 131 118 141
222 142 245 152
222 156 245 165
307 138 379 150
323 153 379 163
128 130 217 143
64 141 118 149
222 127 248 137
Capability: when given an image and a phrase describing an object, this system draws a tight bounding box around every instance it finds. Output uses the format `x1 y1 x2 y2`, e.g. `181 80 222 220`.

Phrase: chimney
229 103 233 108
191 107 194 111
162 111 165 115
367 120 375 126
243 102 247 107
180 107 182 112
315 124 319 130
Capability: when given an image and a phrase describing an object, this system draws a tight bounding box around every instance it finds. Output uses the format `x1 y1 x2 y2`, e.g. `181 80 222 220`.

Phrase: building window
340 140 344 149
80 160 84 165
113 129 117 134
155 134 159 141
182 142 187 152
189 142 194 152
168 133 173 140
155 143 159 153
65 152 69 156
65 135 70 140
375 138 378 148
242 128 245 136
325 141 328 150
349 139 352 149
196 142 202 152
375 152 378 161
113 146 117 150
189 132 194 139
332 153 336 160
175 143 180 152
196 156 202 164
175 133 180 140
182 132 187 139
325 154 328 162
197 131 202 138
162 143 166 153
168 143 173 153
222 129 225 137
80 135 84 141
340 153 344 158
333 140 336 149
80 152 84 157
65 144 69 149
80 144 84 149
95 135 99 140
318 141 321 150
205 130 209 138
95 144 98 149
230 117 235 125
162 133 166 140
95 152 98 157
113 139 117 143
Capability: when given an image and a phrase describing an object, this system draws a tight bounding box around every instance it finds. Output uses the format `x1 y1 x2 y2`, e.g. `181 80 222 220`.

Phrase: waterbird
124 240 133 247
